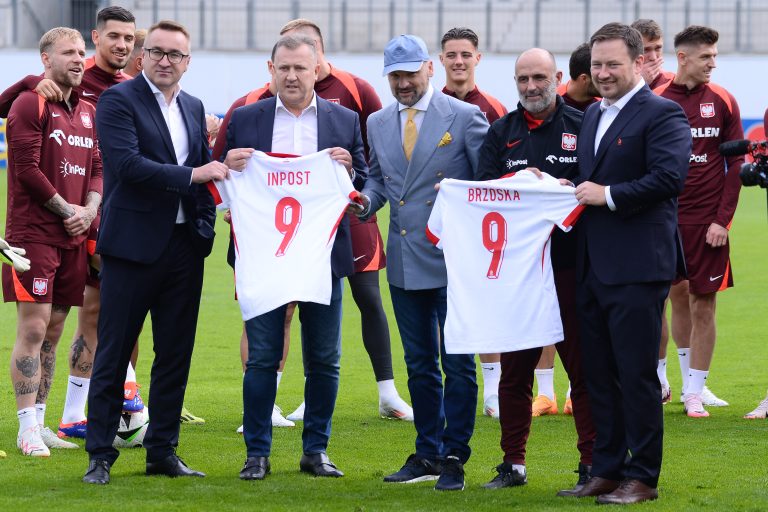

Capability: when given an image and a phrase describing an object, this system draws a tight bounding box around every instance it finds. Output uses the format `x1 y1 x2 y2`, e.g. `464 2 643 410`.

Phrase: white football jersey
426 171 583 354
210 150 358 320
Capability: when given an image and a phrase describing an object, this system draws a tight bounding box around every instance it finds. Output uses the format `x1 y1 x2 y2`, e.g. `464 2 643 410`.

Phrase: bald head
514 48 561 116
515 48 557 74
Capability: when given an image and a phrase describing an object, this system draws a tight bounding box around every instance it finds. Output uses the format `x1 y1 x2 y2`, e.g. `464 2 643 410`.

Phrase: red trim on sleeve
708 83 734 114
500 172 517 179
37 95 46 120
562 204 586 227
328 209 347 244
479 90 507 119
245 83 271 105
425 226 440 246
329 66 363 112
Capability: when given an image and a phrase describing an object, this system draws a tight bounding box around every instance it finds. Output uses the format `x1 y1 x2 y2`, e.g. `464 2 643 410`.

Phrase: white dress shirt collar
398 84 434 113
600 77 644 111
142 71 182 106
276 92 318 117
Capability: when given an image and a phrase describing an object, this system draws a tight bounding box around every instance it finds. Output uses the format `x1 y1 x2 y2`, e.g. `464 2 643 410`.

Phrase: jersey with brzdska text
655 81 744 227
208 150 360 320
426 172 583 354
5 91 102 248
477 95 582 271
443 85 508 125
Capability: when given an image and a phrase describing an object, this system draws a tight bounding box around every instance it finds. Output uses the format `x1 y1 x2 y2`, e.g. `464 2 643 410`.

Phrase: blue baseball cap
383 34 430 76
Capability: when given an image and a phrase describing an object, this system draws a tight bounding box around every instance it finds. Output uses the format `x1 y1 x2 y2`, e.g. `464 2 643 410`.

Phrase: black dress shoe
299 452 343 477
146 454 205 478
240 456 270 480
83 459 111 485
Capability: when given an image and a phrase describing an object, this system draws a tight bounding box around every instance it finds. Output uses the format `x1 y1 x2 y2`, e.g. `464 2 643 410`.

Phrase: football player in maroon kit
0 7 163 439
214 19 412 430
438 26 507 419
3 27 102 457
655 25 744 418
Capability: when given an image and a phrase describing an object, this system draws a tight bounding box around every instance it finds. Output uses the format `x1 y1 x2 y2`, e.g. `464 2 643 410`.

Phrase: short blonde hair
148 20 190 41
280 18 323 51
39 27 84 54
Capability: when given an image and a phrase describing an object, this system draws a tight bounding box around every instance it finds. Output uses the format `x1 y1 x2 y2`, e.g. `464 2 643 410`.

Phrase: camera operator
654 25 744 418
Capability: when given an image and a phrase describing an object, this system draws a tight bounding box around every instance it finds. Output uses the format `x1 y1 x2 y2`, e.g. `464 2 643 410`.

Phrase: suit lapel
134 77 176 161
580 103 600 180
592 87 648 170
177 92 197 165
375 104 408 176
316 97 338 150
255 99 275 152
401 92 454 195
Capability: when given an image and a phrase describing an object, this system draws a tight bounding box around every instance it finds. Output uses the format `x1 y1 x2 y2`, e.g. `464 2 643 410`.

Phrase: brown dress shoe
565 476 620 497
596 479 658 505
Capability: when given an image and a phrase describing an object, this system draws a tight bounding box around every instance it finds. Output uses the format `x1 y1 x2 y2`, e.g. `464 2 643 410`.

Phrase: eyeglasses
144 48 188 64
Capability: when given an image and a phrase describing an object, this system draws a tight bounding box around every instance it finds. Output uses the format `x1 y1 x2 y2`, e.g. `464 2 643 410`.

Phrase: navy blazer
575 85 691 285
95 75 216 264
223 95 368 279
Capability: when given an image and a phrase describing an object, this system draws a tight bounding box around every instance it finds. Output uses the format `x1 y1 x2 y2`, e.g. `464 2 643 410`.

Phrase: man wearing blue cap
357 34 488 491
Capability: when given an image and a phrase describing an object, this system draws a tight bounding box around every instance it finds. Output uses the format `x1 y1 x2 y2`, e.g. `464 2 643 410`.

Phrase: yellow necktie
403 108 418 161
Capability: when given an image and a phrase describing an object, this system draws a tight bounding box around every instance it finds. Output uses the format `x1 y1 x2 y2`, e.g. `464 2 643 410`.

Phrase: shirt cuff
605 185 616 211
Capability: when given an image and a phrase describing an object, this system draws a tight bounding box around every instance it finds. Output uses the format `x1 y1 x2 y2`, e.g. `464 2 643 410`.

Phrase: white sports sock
566 383 572 399
480 362 501 401
687 369 708 397
62 375 90 424
35 403 46 426
377 379 398 401
677 348 690 394
657 358 669 387
18 407 37 432
512 464 526 475
534 368 555 400
125 362 136 383
276 371 283 390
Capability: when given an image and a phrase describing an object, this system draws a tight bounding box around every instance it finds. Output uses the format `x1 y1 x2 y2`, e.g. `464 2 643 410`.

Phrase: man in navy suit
567 23 690 504
83 20 230 485
222 35 367 481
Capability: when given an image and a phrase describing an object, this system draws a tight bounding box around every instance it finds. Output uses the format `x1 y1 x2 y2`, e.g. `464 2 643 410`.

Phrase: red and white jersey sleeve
426 171 583 354
210 150 358 320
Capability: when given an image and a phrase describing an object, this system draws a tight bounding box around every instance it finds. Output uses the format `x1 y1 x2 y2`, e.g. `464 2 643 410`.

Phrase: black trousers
576 265 669 488
86 225 204 464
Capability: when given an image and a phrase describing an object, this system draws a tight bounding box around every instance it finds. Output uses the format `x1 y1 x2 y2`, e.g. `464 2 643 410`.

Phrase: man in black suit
222 34 367 481
83 20 230 484
568 23 691 504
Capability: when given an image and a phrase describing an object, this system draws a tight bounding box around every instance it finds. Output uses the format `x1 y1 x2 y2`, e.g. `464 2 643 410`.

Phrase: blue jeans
243 277 343 456
389 285 477 463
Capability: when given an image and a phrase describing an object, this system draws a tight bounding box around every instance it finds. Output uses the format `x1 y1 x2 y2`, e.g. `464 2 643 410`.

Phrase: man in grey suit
358 34 488 491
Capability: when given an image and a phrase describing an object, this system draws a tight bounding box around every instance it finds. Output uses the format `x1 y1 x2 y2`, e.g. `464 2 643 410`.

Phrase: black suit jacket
575 85 690 285
95 75 216 263
223 95 367 278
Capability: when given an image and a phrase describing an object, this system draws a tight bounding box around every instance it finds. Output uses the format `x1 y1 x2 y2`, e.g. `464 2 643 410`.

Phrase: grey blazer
363 89 489 289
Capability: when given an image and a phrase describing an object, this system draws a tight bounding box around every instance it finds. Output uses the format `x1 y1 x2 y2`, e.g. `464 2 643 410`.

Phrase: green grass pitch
1 176 767 510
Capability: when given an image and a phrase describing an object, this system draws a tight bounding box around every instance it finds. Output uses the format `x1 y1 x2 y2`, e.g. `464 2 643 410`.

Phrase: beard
519 79 557 114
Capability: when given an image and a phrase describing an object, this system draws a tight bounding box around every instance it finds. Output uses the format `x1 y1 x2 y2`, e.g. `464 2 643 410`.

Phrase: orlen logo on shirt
691 127 720 138
561 133 577 151
700 103 715 118
60 158 86 177
546 154 578 164
49 129 94 148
